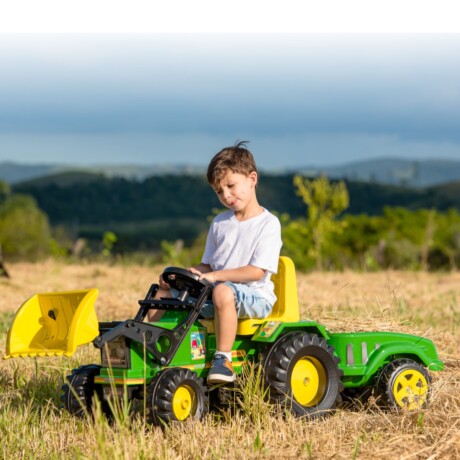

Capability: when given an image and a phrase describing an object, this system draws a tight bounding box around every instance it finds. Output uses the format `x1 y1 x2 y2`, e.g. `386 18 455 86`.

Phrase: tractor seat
199 256 299 335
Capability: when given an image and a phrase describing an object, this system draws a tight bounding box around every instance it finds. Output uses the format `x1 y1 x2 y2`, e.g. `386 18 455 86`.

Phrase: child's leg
207 283 273 384
207 283 238 383
146 287 171 322
212 283 237 352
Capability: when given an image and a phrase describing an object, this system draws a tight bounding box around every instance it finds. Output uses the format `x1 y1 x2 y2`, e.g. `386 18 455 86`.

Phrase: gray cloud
0 34 459 165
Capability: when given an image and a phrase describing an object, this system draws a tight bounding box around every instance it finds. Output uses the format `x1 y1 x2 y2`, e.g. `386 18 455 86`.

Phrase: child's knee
212 283 235 308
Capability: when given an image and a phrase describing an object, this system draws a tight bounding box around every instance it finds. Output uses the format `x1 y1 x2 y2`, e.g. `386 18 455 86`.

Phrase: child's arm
195 265 265 284
189 263 212 275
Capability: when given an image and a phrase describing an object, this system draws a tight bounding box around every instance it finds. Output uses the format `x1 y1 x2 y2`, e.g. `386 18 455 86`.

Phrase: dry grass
0 261 459 459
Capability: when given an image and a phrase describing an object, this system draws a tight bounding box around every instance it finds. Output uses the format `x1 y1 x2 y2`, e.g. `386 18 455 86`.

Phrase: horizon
3 155 460 188
3 155 460 173
3 155 460 172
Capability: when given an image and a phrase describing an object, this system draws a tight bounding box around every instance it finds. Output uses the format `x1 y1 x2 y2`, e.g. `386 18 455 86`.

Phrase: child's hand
197 272 217 284
189 267 217 284
158 275 170 290
188 267 202 276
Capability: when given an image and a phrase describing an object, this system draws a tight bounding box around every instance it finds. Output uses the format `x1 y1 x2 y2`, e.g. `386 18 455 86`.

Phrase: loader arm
94 284 212 365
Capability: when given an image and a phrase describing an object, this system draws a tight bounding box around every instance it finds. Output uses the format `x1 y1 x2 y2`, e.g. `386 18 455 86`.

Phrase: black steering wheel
161 267 211 301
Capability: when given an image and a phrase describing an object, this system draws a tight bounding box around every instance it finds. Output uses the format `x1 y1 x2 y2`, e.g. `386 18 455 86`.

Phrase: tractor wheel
264 332 343 418
61 364 109 417
376 359 431 411
146 368 208 425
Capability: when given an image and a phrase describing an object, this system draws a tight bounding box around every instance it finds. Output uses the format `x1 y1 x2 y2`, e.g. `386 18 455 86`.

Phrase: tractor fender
4 289 100 359
251 320 331 343
356 340 444 386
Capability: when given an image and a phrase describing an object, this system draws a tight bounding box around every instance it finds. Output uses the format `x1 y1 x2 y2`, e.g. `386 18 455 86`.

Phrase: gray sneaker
207 354 236 384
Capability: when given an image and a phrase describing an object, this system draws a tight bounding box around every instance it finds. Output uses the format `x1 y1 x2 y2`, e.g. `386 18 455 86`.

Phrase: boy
153 142 282 384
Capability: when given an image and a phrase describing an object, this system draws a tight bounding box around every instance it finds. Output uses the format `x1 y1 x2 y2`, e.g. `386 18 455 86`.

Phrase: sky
0 2 459 171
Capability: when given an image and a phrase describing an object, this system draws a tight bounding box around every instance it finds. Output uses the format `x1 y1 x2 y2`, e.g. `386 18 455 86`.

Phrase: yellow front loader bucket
4 289 100 359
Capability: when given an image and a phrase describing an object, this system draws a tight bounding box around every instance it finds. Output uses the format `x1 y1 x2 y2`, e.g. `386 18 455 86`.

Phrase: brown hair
207 141 258 188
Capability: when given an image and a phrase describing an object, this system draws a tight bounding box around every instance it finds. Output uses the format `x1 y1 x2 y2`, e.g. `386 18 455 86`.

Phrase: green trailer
5 257 443 424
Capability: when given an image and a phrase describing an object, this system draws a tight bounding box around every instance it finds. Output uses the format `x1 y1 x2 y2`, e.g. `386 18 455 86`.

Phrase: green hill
13 172 460 251
4 158 460 187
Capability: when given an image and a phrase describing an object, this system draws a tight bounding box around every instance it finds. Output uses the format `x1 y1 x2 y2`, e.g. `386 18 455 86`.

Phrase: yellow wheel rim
291 357 327 406
172 385 195 420
393 369 429 410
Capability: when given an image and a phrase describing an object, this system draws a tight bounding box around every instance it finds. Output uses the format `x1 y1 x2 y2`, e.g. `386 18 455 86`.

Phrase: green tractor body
5 257 443 423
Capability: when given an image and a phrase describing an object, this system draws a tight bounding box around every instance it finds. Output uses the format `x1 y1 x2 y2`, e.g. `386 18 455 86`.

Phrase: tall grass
1 261 459 458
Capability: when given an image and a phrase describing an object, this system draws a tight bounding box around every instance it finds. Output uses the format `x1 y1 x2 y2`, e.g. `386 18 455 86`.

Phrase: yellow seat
200 256 299 335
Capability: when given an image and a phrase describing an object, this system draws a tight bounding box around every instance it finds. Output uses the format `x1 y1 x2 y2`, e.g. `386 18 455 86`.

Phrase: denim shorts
199 282 274 319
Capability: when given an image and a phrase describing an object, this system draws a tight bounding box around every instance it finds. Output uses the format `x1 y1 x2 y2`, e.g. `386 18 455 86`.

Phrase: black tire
146 368 208 425
61 364 109 417
376 358 431 411
264 332 343 418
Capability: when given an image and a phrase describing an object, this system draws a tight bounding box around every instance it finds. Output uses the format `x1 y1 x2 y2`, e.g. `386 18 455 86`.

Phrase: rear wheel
61 364 109 417
377 359 431 410
264 332 343 418
146 368 208 425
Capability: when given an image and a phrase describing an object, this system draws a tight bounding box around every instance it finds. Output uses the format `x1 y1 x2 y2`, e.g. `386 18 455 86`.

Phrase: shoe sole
207 373 236 384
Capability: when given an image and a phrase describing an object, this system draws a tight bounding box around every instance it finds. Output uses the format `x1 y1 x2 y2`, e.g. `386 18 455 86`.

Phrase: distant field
0 261 459 459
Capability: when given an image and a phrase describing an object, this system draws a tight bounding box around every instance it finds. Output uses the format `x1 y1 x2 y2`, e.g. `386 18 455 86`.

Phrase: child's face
213 169 257 213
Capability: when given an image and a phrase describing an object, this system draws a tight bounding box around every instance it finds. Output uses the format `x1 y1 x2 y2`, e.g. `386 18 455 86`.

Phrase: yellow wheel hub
172 385 195 420
291 357 327 406
393 369 429 410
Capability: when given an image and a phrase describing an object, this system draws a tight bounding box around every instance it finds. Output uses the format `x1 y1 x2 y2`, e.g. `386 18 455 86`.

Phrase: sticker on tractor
190 331 206 360
258 321 281 338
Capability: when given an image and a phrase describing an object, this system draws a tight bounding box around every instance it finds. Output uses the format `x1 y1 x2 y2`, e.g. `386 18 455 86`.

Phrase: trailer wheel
61 364 109 417
376 358 431 411
264 332 343 418
147 368 208 425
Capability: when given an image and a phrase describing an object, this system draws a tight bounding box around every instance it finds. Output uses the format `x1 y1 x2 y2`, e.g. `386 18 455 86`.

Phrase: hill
0 162 205 184
306 158 460 188
0 162 66 184
12 171 460 251
3 158 460 187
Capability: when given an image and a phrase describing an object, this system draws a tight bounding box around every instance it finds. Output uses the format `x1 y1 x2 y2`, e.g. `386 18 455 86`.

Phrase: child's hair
207 141 258 188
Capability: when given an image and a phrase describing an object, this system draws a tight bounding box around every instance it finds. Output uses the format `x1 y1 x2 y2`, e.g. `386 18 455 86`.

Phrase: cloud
0 34 459 165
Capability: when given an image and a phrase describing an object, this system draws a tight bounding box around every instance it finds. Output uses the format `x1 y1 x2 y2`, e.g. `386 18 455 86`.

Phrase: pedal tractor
5 257 443 424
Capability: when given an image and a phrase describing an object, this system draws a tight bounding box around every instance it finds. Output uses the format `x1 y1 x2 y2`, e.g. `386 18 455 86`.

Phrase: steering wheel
161 267 211 301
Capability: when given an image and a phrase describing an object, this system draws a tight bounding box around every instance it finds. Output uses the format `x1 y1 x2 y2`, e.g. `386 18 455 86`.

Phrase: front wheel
376 359 431 411
61 364 109 417
264 332 343 418
146 368 208 425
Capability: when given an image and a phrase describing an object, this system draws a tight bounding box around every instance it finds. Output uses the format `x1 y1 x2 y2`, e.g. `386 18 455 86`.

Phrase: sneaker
207 354 236 384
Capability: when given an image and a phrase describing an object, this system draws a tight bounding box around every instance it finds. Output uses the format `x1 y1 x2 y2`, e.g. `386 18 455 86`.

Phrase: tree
431 209 460 270
0 188 54 260
380 207 436 270
0 181 11 203
281 215 314 271
101 231 118 257
334 213 384 271
293 176 349 270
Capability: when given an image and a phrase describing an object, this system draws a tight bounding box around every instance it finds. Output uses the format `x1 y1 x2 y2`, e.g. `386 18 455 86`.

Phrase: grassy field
0 261 459 459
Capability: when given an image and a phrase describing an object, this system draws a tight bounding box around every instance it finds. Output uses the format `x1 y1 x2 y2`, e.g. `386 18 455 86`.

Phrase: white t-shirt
201 208 282 305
